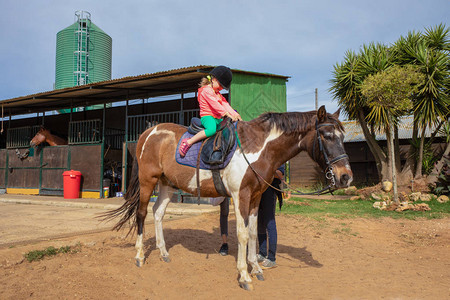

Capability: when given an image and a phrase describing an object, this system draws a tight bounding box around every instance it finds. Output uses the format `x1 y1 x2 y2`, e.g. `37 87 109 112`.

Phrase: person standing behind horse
179 66 242 157
258 165 285 269
210 196 231 256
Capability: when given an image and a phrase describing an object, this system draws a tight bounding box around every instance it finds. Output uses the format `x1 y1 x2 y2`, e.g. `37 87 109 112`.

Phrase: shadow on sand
140 219 322 268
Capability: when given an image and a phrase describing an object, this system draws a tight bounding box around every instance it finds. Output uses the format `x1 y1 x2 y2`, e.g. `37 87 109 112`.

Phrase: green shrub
24 244 81 262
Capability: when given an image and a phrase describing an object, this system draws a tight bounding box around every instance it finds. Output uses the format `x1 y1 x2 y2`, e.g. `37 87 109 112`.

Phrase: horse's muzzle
339 173 353 187
333 166 353 188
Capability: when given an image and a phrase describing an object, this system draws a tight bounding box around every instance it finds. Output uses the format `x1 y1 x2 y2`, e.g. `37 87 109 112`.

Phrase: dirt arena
1 212 449 299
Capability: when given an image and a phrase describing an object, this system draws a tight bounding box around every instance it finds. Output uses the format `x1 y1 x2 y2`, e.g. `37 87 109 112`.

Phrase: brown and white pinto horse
30 127 68 147
106 106 353 290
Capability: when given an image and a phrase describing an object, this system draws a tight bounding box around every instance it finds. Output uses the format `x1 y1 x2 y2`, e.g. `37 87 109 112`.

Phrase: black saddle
188 118 204 135
188 117 236 166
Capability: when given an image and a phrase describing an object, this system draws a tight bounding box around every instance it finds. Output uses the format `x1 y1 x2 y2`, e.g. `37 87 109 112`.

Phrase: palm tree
393 24 450 178
331 25 450 185
330 43 394 181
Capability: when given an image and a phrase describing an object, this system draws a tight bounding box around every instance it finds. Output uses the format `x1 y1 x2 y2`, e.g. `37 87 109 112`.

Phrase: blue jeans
219 198 229 236
258 187 277 261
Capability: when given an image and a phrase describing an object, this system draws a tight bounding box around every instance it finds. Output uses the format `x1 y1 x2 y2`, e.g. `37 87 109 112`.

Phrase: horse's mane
254 111 344 134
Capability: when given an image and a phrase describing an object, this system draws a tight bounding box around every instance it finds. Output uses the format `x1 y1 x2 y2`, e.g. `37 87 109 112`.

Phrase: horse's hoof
135 258 145 267
239 282 254 291
160 256 171 263
256 274 265 281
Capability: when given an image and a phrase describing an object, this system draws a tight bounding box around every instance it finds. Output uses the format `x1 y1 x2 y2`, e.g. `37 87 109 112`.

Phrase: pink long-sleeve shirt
198 85 238 119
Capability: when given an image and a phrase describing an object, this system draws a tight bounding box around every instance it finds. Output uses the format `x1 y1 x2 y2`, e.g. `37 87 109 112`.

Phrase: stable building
0 65 289 198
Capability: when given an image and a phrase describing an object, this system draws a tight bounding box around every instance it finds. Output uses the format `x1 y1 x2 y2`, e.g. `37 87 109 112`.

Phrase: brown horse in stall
105 106 353 290
30 126 68 147
16 126 68 160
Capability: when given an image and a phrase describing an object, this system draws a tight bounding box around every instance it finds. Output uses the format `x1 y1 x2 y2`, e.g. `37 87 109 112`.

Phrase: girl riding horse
105 105 353 291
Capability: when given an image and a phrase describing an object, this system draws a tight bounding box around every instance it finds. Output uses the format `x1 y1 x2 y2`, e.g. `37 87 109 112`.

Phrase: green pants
201 116 222 137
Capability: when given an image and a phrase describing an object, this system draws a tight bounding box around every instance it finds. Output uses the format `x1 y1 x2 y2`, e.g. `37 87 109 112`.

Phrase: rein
235 120 348 196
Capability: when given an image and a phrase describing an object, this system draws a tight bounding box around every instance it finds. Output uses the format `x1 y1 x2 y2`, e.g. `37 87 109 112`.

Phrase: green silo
55 11 112 90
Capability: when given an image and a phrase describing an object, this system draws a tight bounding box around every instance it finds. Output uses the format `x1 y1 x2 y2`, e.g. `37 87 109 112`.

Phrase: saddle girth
196 137 230 205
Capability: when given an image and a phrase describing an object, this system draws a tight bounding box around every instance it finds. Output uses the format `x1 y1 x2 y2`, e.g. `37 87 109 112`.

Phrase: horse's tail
99 158 140 236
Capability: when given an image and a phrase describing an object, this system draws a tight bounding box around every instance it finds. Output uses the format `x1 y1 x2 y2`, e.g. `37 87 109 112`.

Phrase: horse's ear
332 108 341 119
317 105 327 123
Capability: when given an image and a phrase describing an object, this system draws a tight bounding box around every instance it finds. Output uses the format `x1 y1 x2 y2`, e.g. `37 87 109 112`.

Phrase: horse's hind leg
135 177 158 267
152 183 172 262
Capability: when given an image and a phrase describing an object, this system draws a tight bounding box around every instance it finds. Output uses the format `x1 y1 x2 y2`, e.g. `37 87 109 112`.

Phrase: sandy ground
0 210 449 299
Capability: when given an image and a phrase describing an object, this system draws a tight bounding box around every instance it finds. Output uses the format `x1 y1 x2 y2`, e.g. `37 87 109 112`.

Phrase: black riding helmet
209 66 232 90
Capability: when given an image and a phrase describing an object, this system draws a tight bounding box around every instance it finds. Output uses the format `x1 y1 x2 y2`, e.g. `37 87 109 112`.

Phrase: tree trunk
394 125 401 172
386 126 394 181
357 108 389 181
427 142 450 185
415 126 427 178
429 120 443 141
401 117 418 185
388 114 399 204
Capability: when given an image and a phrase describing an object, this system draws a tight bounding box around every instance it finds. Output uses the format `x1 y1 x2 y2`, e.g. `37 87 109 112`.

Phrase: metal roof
0 65 289 116
343 116 445 143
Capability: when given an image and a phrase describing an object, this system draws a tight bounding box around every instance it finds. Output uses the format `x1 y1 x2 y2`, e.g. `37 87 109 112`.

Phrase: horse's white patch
135 233 144 250
153 184 171 257
247 213 259 269
135 233 144 260
223 127 283 194
140 127 157 159
246 127 283 156
139 126 175 159
187 170 213 191
248 213 258 234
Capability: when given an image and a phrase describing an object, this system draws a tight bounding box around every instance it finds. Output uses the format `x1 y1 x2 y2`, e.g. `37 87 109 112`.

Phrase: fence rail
7 125 41 149
69 119 102 145
105 128 125 149
127 109 199 142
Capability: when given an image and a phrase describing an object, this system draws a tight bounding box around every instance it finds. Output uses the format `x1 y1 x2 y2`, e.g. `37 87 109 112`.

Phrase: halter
236 119 349 196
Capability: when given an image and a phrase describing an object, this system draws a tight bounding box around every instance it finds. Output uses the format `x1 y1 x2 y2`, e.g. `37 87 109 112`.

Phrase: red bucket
63 170 82 199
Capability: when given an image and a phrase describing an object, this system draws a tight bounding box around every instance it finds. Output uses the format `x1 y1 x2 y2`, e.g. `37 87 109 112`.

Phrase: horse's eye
323 133 333 140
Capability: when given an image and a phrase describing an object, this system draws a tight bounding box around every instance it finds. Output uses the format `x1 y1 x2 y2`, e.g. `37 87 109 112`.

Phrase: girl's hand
224 113 237 122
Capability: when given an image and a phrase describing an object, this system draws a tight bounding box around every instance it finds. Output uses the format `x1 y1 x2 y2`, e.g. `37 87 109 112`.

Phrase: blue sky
0 0 448 118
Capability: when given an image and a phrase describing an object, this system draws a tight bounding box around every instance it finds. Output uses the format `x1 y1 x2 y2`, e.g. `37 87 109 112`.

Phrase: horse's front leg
152 183 171 262
248 209 264 281
234 204 253 290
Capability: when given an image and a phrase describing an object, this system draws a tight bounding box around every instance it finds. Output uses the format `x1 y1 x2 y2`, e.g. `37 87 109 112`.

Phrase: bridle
236 119 349 196
312 120 349 189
